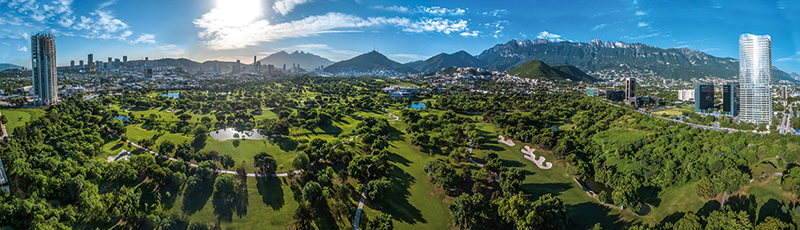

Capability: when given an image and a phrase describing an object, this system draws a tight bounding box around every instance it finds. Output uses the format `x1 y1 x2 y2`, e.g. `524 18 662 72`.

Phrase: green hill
406 50 484 73
324 51 417 74
508 60 597 82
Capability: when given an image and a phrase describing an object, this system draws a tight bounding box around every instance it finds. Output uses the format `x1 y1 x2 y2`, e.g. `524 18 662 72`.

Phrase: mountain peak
259 50 333 69
324 50 416 73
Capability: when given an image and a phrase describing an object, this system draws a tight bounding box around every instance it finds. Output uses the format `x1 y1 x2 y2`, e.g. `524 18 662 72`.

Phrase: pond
113 116 130 125
160 92 180 99
404 102 426 110
209 128 267 141
583 176 614 195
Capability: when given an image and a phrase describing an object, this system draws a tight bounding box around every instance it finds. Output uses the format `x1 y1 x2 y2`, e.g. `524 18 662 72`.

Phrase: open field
656 106 694 117
0 108 45 133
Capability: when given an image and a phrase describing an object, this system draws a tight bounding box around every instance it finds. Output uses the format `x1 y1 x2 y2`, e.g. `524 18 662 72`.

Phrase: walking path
0 111 7 138
383 108 401 121
353 178 370 230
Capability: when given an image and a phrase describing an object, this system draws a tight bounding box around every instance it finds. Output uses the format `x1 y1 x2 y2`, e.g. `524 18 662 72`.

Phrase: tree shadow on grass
500 159 526 168
386 150 412 167
727 194 757 223
387 125 406 142
521 182 572 198
256 177 285 210
374 165 425 224
696 200 721 217
566 202 628 229
757 198 789 224
274 137 299 151
320 125 343 136
659 211 686 225
182 182 214 215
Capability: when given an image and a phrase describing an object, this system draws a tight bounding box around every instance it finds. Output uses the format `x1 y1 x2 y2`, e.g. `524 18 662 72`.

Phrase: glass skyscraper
739 33 772 123
31 33 58 106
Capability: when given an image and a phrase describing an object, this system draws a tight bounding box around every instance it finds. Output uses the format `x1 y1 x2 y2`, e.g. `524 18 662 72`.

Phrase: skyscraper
70 60 74 69
695 82 714 113
108 57 112 66
114 58 121 69
79 60 84 68
123 56 127 67
739 34 772 123
625 78 636 105
31 33 58 106
88 54 93 66
723 82 740 116
236 60 241 73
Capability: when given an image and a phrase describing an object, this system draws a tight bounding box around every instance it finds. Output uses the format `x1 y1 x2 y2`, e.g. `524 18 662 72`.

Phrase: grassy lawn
0 108 45 133
644 182 706 225
656 106 694 117
592 128 647 151
742 178 799 225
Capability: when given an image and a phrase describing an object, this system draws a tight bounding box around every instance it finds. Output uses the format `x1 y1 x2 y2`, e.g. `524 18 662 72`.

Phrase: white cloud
16 45 27 52
635 11 647 16
277 43 332 51
460 30 480 37
273 0 311 16
536 31 570 42
622 32 661 40
483 20 508 38
132 33 156 44
417 6 466 16
638 22 649 27
1 42 10 46
194 12 471 50
73 10 131 40
481 9 508 17
777 52 800 62
591 23 607 31
390 53 427 60
158 44 176 50
98 0 117 9
372 5 410 13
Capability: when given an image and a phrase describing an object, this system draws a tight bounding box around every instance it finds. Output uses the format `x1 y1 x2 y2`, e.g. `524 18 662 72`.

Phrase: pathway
353 178 370 230
0 111 7 138
383 107 401 121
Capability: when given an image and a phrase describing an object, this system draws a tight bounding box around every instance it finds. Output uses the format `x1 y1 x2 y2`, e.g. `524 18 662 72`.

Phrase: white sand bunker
106 149 133 162
498 135 515 146
520 146 552 169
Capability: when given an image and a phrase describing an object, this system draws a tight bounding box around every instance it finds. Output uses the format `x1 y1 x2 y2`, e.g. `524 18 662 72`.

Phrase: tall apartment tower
108 57 112 66
236 60 241 73
31 33 58 106
88 54 93 66
114 58 121 69
79 60 84 68
123 56 128 67
739 34 772 123
70 60 74 68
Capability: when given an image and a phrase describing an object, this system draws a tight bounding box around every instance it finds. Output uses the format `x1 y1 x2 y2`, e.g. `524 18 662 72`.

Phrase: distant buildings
694 82 714 113
31 33 59 106
723 82 740 116
678 89 694 101
114 58 121 69
739 33 772 123
382 86 419 99
781 85 789 99
586 88 599 97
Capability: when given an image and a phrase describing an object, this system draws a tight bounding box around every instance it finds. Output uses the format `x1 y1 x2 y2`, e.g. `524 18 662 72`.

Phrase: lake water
161 92 180 99
404 102 426 110
583 177 614 195
113 116 130 124
209 128 267 141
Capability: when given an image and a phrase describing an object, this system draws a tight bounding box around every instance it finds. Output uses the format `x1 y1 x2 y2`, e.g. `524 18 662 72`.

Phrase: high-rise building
108 57 112 66
236 60 241 73
739 33 772 123
781 85 789 99
146 68 153 78
678 89 695 101
256 61 261 73
123 56 127 67
114 58 121 69
695 82 714 113
79 60 84 68
723 82 740 116
625 78 637 105
88 54 93 66
70 60 74 69
31 33 58 106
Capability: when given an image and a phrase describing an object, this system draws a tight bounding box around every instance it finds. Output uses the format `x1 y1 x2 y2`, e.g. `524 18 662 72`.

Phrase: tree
302 181 323 204
755 216 791 230
200 116 213 124
598 191 609 203
108 119 126 134
292 152 310 170
704 208 752 230
254 152 277 174
213 174 237 201
612 184 641 212
349 155 373 179
193 125 208 142
220 154 235 169
673 212 702 230
449 193 487 230
293 203 314 230
188 220 210 230
496 193 569 230
0 115 6 124
159 140 176 154
178 114 192 122
368 213 394 230
695 177 715 199
499 168 525 197
423 160 457 189
368 177 391 200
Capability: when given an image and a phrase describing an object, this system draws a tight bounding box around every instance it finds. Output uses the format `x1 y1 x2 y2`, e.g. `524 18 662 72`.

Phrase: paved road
603 101 769 135
0 111 7 138
353 178 370 230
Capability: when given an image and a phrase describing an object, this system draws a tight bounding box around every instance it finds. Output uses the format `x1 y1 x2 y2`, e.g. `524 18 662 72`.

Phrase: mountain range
404 50 484 73
259 51 333 70
324 51 416 73
508 60 597 82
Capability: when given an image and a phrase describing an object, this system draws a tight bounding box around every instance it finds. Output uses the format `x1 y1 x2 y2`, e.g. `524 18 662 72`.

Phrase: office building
606 90 625 101
695 82 714 113
31 33 58 106
146 68 153 78
79 60 84 68
123 56 127 67
87 54 93 66
723 82 740 116
236 60 241 73
70 60 74 69
678 89 695 101
625 78 637 105
739 33 772 123
781 85 789 99
108 57 112 66
256 61 261 73
114 58 121 69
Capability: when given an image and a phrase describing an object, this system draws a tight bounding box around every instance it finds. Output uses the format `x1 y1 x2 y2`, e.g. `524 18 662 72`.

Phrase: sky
1 0 799 73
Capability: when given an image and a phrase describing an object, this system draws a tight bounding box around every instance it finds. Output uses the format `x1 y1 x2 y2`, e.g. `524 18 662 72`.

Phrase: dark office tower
108 57 112 66
723 82 740 116
31 33 58 106
146 68 153 78
214 60 218 72
123 56 127 67
114 58 121 69
236 60 241 73
79 60 84 68
70 60 74 68
694 82 715 113
283 64 286 72
253 56 256 65
87 54 93 66
256 61 261 73
626 78 636 99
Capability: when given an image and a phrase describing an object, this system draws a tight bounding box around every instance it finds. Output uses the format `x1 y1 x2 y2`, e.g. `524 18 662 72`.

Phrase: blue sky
1 0 799 73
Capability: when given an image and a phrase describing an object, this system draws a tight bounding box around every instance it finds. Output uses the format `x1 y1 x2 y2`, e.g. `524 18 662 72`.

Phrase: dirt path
0 111 7 138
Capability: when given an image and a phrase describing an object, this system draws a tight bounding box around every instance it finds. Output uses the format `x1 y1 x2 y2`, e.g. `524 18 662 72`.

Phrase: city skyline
1 0 800 73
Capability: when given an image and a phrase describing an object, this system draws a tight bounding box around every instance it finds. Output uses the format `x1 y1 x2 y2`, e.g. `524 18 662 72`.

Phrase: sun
215 0 261 27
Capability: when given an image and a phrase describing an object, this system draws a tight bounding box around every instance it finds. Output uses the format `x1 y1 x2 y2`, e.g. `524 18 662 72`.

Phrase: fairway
0 108 45 134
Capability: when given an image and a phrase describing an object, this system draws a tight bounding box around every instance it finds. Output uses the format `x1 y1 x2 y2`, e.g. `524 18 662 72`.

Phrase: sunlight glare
215 0 261 27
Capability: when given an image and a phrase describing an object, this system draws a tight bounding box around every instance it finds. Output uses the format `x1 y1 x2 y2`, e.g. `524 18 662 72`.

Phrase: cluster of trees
403 110 474 155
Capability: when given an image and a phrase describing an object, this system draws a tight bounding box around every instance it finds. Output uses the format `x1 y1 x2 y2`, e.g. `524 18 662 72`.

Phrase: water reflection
209 128 266 141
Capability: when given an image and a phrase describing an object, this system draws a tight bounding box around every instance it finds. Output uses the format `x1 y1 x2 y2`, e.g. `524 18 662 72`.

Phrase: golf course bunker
520 145 553 169
210 128 267 141
498 135 515 146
